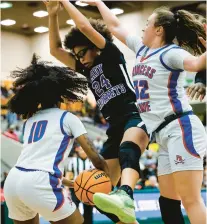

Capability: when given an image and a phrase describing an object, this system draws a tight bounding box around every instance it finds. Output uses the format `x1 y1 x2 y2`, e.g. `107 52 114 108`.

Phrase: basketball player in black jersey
44 1 149 223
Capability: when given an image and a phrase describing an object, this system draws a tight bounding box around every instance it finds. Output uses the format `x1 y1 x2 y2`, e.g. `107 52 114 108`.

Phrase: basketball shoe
93 189 136 223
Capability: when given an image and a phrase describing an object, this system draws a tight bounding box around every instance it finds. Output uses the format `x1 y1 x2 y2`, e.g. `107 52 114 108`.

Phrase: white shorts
156 114 207 176
4 167 76 221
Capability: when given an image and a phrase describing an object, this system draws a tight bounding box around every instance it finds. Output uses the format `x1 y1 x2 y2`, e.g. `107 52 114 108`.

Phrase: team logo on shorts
174 155 185 165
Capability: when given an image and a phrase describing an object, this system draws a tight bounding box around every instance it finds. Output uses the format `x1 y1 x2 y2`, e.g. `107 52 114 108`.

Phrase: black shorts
100 113 148 160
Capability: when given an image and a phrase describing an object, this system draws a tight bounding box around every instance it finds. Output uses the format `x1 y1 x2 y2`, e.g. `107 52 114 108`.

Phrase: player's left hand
186 82 206 101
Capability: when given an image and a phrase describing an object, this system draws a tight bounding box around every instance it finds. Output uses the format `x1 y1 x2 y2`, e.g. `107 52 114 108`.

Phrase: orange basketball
74 169 112 205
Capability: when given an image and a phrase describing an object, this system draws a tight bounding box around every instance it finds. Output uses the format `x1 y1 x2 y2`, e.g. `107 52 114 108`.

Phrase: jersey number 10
28 120 48 143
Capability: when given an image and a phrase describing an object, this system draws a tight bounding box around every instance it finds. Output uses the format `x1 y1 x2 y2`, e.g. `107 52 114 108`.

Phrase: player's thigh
105 158 121 187
16 171 77 222
13 214 39 224
166 115 206 201
100 132 122 186
157 145 180 200
172 170 203 205
121 114 149 150
158 174 180 200
4 168 37 222
101 124 123 160
50 209 83 224
167 115 206 174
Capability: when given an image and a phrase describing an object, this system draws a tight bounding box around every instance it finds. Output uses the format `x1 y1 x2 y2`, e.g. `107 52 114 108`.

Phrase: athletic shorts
4 167 76 221
100 113 148 159
156 114 207 176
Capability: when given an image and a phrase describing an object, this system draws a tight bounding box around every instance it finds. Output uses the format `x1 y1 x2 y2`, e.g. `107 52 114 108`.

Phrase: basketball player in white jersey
3 54 109 224
82 1 207 224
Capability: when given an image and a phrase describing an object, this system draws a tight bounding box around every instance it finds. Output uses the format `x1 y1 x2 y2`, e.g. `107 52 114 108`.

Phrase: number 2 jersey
76 41 138 119
126 35 192 134
15 108 87 178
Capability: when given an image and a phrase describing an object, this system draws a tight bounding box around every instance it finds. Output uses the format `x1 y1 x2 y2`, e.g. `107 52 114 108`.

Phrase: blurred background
1 1 206 224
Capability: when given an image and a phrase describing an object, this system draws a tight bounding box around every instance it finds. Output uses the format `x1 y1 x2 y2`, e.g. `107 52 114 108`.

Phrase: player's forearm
62 177 74 188
49 15 62 55
91 154 109 176
61 1 91 32
196 53 206 71
96 1 121 31
184 53 206 72
77 134 109 176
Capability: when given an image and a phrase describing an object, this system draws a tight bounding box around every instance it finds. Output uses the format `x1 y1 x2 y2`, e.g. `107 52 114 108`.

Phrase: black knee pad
159 196 185 224
119 141 141 175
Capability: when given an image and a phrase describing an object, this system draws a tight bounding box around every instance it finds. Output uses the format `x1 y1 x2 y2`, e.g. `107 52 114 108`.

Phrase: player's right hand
186 82 206 101
43 0 62 16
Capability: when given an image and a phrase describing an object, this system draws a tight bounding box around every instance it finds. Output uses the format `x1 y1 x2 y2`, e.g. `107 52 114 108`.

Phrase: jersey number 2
28 120 48 143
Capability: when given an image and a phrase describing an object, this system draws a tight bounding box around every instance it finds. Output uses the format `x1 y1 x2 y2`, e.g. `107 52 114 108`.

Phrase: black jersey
76 41 138 119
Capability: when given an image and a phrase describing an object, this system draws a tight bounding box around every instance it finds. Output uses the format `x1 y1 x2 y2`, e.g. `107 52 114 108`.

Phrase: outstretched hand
42 0 62 16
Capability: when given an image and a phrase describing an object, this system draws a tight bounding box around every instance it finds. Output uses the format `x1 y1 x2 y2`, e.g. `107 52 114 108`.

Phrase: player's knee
181 195 203 209
119 141 141 175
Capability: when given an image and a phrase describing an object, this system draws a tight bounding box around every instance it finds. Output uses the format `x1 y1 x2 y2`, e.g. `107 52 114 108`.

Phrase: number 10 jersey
15 108 87 178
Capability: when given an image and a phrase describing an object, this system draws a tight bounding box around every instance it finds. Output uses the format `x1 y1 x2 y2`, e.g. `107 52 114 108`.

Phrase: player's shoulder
63 110 81 120
62 110 83 127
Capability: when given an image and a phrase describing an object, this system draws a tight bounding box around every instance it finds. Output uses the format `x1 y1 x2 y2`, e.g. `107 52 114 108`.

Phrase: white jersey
126 36 192 134
16 108 87 178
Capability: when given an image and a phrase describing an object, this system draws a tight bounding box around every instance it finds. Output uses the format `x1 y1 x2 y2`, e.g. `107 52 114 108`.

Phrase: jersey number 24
92 74 112 97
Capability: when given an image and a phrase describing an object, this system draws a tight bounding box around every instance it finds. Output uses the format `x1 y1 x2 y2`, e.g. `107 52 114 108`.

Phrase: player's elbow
50 48 56 56
185 53 206 72
78 23 92 34
50 47 60 57
191 60 204 72
50 41 63 56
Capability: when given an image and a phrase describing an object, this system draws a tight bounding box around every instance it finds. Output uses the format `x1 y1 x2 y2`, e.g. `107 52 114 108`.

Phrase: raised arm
81 0 129 45
184 35 206 72
43 1 76 69
60 0 105 49
184 53 206 72
76 134 109 176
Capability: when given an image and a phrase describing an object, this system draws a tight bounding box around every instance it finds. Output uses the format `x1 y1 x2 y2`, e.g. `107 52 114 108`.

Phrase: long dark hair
153 7 206 55
8 54 88 118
